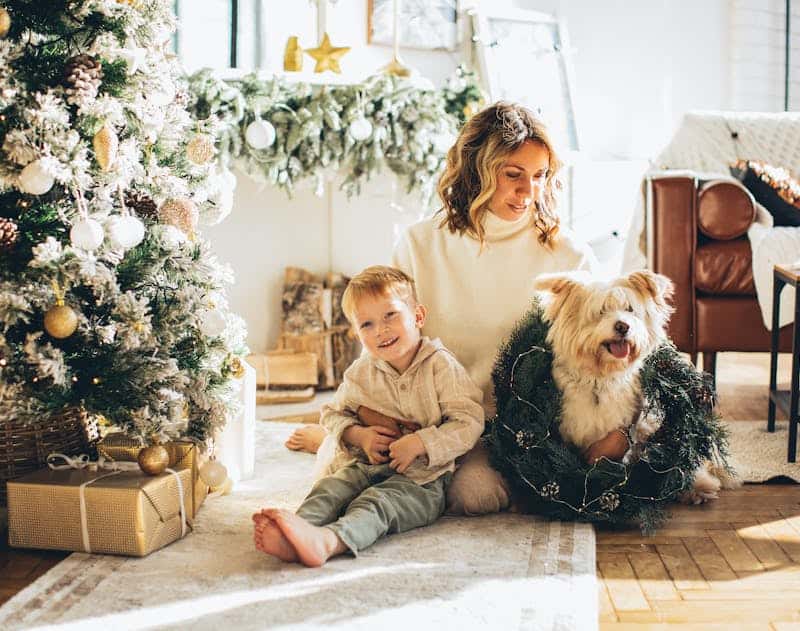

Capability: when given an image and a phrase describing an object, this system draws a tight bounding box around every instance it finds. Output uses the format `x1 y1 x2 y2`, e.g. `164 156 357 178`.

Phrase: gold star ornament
306 33 350 74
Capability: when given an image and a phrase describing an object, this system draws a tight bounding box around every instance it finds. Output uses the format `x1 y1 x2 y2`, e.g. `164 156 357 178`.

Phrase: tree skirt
0 423 597 631
724 420 800 482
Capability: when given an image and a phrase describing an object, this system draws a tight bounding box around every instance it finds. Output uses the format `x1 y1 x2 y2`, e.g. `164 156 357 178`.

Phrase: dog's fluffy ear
624 270 674 306
533 272 587 296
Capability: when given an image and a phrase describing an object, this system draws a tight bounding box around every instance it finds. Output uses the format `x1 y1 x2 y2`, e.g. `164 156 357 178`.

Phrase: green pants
296 463 451 556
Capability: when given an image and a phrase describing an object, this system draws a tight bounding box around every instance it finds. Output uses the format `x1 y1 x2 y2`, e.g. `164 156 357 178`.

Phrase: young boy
253 265 484 567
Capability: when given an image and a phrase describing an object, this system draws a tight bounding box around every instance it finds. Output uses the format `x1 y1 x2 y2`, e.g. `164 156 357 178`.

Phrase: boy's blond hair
341 266 418 324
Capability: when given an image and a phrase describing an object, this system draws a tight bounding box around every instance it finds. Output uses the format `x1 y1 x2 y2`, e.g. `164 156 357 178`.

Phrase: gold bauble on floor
44 304 78 339
137 444 170 475
0 8 10 39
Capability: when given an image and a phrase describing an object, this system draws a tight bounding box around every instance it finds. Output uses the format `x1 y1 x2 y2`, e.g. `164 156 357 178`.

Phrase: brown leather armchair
646 173 793 379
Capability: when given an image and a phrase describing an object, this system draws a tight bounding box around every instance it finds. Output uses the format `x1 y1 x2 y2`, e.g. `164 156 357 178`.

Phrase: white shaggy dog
534 269 729 503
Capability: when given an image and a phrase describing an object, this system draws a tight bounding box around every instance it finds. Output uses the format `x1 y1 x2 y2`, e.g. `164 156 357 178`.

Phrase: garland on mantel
185 65 484 201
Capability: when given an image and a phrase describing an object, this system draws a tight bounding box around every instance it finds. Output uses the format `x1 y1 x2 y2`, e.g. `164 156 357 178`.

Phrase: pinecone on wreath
0 217 19 251
63 54 103 106
124 190 158 220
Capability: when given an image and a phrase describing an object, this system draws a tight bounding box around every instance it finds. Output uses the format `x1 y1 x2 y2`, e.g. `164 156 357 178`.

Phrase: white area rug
0 422 597 631
724 419 800 483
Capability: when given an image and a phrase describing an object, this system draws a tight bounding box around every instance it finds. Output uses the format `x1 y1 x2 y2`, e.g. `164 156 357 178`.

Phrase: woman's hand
388 434 426 474
357 406 421 435
342 425 397 465
583 429 629 465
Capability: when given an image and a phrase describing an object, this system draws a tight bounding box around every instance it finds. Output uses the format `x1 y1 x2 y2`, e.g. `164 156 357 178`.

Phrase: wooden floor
598 352 800 630
2 352 800 629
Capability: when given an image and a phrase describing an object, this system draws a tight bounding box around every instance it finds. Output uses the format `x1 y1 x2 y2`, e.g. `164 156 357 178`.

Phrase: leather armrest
647 174 697 352
697 180 756 240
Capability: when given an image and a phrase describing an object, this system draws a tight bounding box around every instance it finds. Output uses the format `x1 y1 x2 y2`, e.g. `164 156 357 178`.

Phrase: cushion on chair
730 160 800 227
694 238 755 296
697 180 756 240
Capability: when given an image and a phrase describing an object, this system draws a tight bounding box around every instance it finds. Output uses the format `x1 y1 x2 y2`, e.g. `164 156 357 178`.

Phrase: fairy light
498 343 692 520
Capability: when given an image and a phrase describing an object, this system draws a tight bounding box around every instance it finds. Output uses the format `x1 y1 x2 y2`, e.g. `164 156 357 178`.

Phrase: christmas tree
0 0 245 444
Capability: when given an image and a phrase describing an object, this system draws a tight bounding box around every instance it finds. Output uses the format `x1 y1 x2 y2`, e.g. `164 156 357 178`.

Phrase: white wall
203 0 735 353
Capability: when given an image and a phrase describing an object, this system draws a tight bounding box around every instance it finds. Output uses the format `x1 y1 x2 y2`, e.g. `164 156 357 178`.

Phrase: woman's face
487 140 550 222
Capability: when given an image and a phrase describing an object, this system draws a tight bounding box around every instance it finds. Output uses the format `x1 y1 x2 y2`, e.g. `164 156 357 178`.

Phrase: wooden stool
768 263 800 461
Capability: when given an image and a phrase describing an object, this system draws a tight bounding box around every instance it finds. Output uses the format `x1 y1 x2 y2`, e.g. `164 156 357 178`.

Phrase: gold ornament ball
44 304 78 339
138 444 170 475
0 8 10 39
186 134 215 165
200 460 228 487
159 198 199 236
230 356 245 379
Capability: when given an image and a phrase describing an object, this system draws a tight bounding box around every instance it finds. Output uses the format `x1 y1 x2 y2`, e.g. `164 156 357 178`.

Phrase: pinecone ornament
0 216 19 251
64 54 103 106
124 190 158 220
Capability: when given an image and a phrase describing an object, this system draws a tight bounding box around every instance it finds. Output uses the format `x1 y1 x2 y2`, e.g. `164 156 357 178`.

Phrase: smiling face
352 292 426 374
534 271 675 377
487 140 550 222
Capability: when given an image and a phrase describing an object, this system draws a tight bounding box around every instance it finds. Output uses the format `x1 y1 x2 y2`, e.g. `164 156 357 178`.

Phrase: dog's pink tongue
609 341 630 359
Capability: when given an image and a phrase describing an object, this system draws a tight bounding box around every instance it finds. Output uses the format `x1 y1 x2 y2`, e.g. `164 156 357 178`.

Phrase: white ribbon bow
46 452 187 554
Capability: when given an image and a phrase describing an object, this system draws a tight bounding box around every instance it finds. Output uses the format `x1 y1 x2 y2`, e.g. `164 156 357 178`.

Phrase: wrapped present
7 464 192 557
97 433 208 517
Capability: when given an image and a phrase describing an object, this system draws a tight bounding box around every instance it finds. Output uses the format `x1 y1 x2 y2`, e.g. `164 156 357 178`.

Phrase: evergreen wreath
485 298 731 532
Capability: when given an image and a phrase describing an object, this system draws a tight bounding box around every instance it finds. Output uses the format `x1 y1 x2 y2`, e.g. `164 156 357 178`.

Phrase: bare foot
265 508 348 568
252 512 299 562
285 425 325 454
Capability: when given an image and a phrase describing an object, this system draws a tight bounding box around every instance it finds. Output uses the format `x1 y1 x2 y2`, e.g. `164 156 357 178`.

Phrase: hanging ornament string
69 188 104 250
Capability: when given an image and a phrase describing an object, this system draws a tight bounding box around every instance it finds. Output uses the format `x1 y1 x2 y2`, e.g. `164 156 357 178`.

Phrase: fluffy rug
724 419 800 482
0 422 597 631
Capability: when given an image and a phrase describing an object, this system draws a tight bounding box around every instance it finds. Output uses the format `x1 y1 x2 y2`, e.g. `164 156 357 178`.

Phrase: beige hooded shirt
319 336 485 485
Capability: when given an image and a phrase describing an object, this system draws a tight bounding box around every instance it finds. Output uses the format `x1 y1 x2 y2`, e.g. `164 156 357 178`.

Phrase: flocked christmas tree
0 0 245 445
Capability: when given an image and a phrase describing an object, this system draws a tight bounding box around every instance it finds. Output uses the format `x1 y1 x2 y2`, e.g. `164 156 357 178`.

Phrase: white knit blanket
623 111 800 329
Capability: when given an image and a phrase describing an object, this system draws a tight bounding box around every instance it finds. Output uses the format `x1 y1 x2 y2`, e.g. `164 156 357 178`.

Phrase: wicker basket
1 407 99 506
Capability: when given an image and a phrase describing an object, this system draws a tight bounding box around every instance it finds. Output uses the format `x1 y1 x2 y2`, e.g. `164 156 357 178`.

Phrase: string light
498 343 693 519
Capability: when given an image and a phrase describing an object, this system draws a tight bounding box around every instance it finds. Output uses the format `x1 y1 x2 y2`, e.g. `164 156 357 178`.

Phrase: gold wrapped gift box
7 467 193 557
97 433 208 518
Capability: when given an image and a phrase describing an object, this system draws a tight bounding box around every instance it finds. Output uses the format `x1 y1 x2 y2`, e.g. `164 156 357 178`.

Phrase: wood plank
759 517 800 563
599 554 651 612
617 600 800 623
706 530 764 574
628 551 681 601
655 543 709 591
600 624 770 631
732 521 793 569
682 537 737 582
597 565 618 623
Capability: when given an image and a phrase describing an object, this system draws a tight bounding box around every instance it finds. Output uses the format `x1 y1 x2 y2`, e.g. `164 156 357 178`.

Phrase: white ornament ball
200 460 228 488
244 119 276 150
70 218 104 250
348 116 373 141
198 308 226 337
211 476 234 496
18 160 55 195
107 215 145 249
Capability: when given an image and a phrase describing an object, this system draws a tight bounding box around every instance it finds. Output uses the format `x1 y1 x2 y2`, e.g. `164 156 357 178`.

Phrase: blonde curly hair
436 102 563 248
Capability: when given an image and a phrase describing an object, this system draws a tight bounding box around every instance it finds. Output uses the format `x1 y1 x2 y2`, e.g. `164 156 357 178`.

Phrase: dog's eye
625 305 634 313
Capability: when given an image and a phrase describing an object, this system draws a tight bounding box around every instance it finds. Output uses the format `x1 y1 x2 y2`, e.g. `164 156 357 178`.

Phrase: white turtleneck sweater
393 212 596 414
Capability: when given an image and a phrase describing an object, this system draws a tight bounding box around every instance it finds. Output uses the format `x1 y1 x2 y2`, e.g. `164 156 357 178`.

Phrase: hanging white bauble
18 160 55 195
107 215 145 249
348 116 373 141
199 460 228 487
198 308 226 337
70 218 104 250
244 119 276 150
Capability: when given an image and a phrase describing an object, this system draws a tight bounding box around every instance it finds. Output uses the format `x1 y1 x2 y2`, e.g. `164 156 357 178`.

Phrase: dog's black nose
614 321 629 336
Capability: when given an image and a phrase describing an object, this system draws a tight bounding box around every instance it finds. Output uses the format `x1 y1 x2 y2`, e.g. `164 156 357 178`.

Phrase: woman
287 102 628 513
